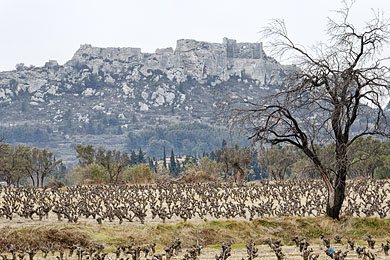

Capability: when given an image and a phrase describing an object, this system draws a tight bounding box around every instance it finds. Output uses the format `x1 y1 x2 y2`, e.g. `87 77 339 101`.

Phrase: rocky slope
0 38 288 161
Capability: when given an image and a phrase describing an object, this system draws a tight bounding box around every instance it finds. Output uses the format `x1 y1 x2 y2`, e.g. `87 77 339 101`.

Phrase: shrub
123 164 154 184
70 163 109 184
179 157 223 183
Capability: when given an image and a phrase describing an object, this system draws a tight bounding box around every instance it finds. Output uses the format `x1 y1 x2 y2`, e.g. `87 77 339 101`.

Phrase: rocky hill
0 38 288 162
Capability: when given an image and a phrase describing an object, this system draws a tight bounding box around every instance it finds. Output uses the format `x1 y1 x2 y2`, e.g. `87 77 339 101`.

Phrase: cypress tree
138 148 146 163
163 146 167 168
210 151 216 160
130 149 137 165
222 139 227 148
170 149 177 176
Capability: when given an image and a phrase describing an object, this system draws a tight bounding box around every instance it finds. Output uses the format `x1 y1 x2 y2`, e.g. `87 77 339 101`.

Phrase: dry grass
0 225 90 249
1 217 389 250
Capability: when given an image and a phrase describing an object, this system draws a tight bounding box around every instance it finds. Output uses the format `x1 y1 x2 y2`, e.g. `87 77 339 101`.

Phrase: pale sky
0 0 389 71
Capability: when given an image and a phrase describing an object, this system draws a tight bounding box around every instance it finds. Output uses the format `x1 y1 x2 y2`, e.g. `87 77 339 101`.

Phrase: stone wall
176 38 264 60
73 38 264 64
223 38 263 59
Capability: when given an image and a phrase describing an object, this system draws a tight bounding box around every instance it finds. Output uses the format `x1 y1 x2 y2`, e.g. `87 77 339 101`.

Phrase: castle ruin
223 37 264 59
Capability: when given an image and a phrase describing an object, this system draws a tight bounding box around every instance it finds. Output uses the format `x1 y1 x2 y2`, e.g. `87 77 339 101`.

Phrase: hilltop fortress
74 38 264 62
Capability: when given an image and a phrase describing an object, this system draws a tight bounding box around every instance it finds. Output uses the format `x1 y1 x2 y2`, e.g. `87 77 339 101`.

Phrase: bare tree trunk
326 174 346 219
40 175 45 187
29 175 35 187
326 141 347 219
5 174 12 186
114 169 120 184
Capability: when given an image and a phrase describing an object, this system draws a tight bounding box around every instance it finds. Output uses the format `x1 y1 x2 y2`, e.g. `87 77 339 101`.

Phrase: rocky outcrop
68 38 279 83
0 38 286 118
0 38 287 158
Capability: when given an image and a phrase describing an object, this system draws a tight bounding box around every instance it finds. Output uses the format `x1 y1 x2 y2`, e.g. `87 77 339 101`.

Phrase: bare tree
27 147 62 187
223 1 390 219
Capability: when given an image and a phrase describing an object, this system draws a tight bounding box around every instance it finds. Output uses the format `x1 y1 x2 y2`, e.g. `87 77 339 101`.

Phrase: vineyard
0 179 389 259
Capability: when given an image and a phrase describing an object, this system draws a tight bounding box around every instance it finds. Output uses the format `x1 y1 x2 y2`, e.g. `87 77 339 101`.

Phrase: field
0 179 389 259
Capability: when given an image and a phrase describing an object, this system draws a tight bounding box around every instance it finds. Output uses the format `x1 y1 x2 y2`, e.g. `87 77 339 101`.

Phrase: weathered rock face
0 38 287 161
0 37 286 117
69 38 279 83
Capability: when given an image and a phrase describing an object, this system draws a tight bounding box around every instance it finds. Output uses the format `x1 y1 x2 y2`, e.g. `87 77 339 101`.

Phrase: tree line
2 136 390 187
0 141 63 187
67 142 254 185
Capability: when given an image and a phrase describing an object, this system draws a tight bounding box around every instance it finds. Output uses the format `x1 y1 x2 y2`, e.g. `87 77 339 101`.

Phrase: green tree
75 144 95 166
170 149 178 176
138 148 146 164
163 146 167 168
130 149 138 165
0 144 31 186
222 139 227 148
0 144 18 185
12 144 31 186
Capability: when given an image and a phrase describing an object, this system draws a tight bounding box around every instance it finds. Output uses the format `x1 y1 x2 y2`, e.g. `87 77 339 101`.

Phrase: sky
0 0 389 71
